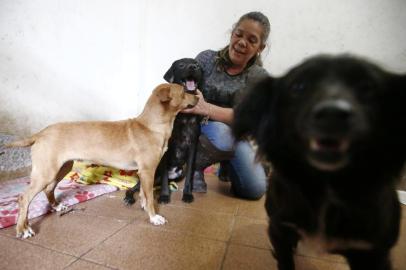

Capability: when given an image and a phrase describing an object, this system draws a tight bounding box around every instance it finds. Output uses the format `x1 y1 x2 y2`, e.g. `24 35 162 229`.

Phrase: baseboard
0 167 31 182
398 190 406 205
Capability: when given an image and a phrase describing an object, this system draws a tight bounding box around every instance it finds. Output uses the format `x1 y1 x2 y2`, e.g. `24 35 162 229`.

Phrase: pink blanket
0 177 117 229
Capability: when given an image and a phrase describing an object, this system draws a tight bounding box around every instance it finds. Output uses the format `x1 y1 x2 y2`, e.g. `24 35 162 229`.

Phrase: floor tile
236 196 268 220
222 244 277 270
294 255 349 270
77 190 144 223
2 212 127 256
167 175 240 215
0 175 405 270
84 223 226 270
229 215 271 249
0 234 76 270
137 204 234 241
66 259 115 270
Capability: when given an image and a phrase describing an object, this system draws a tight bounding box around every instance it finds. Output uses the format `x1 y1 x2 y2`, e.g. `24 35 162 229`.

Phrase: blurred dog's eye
178 63 186 69
356 81 376 100
291 82 305 96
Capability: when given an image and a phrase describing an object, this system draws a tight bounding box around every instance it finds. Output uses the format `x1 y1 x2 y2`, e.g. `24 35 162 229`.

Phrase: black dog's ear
232 76 275 140
163 63 175 83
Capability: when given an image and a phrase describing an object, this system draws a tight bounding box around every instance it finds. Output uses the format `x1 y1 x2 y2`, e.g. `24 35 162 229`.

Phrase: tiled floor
0 174 405 270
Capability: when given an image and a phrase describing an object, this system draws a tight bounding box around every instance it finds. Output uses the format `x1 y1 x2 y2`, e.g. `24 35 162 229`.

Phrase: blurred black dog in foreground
233 55 406 270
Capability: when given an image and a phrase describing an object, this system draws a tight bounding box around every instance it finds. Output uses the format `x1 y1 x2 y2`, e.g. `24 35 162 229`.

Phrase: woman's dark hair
217 11 271 70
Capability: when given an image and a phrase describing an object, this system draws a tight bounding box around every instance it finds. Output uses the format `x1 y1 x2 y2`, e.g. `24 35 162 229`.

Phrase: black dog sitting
124 58 202 205
233 55 406 270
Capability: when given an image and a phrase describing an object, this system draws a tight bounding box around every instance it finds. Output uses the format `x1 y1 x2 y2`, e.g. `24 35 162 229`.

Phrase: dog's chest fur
168 113 201 162
269 174 379 254
283 198 373 255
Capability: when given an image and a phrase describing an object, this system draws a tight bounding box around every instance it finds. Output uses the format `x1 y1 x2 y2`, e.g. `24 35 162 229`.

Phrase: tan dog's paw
16 226 35 239
52 203 69 212
150 215 167 225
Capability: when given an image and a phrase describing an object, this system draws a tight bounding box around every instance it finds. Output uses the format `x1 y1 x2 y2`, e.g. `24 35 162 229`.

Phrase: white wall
0 0 146 134
1 0 406 135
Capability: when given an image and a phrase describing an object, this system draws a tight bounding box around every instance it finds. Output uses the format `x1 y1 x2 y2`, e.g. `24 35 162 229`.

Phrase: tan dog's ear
156 84 172 102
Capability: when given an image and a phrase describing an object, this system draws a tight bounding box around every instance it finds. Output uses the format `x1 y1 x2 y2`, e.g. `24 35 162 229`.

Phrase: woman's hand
182 90 210 116
182 89 234 125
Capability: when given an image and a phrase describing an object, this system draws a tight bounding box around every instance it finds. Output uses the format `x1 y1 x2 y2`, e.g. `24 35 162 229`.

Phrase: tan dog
6 83 198 238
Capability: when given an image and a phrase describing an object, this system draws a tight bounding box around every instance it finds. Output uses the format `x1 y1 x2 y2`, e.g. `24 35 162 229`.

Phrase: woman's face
228 19 265 69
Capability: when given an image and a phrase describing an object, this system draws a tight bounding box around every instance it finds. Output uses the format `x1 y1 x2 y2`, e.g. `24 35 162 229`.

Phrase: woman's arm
182 90 234 125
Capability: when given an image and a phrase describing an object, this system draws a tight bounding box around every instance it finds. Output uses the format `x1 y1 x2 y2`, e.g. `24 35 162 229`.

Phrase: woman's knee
231 178 267 200
201 121 234 151
228 141 267 199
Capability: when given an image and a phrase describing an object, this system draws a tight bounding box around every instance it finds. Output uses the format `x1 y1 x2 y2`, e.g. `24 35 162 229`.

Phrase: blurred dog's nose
311 99 353 131
188 64 198 71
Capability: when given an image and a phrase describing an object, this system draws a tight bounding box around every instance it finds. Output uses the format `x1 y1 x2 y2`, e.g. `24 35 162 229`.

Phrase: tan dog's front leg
139 186 147 210
138 169 167 225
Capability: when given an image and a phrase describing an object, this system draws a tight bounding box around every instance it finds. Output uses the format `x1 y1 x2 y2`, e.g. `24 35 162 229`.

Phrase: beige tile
0 234 76 270
1 173 404 270
84 223 226 270
66 259 114 270
137 204 234 241
2 212 127 256
222 244 277 270
295 255 349 270
205 173 234 193
78 190 145 223
168 175 240 215
236 195 268 220
230 216 271 249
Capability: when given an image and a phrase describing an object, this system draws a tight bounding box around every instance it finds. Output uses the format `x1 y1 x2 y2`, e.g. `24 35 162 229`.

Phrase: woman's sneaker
218 161 231 182
192 171 207 193
168 166 184 181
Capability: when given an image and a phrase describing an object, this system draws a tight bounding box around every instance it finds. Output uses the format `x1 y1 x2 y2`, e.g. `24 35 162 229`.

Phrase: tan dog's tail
5 136 37 148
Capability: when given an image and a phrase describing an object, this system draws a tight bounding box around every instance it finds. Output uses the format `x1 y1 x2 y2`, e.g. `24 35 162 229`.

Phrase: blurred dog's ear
391 74 406 98
156 84 172 102
232 76 275 140
163 64 175 83
386 74 406 112
387 74 406 137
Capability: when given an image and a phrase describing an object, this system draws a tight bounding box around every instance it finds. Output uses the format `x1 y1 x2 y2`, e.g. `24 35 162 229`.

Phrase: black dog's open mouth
307 136 350 171
182 78 198 92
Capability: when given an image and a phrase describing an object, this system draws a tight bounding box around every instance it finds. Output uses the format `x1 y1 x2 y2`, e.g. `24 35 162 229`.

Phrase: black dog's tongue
185 80 196 91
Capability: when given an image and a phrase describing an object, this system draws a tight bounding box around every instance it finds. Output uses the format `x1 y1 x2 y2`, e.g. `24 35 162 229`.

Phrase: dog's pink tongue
186 80 196 91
